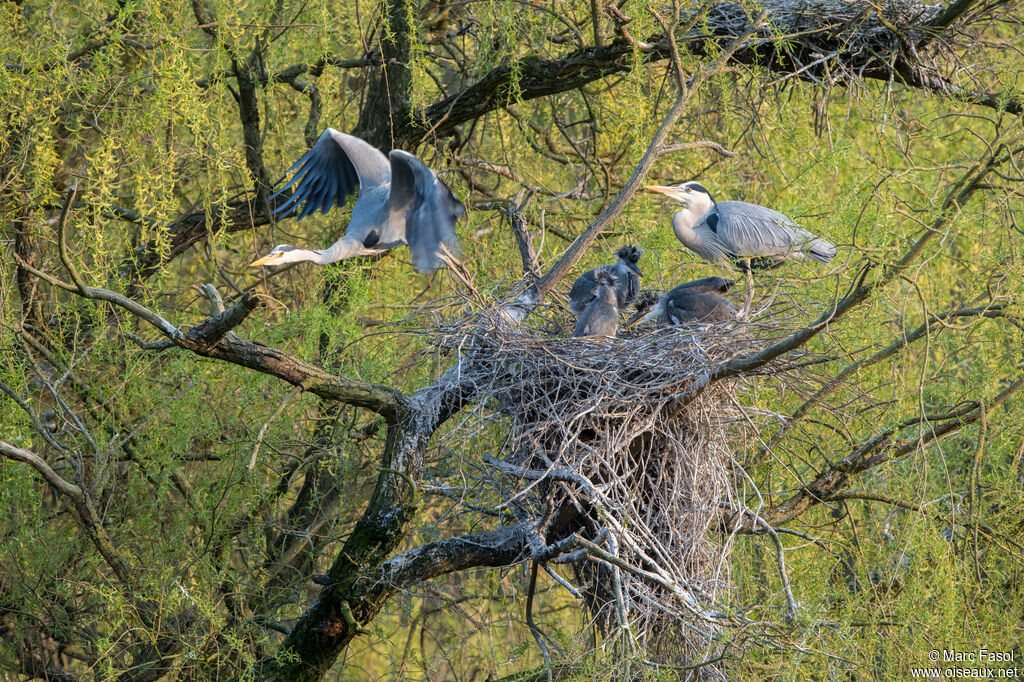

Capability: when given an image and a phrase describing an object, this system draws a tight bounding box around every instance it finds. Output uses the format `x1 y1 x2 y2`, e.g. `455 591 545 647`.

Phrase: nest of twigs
427 305 794 667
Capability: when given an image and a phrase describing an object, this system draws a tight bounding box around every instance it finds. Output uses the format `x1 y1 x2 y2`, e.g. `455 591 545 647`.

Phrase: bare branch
380 524 530 589
15 257 407 422
507 193 540 277
395 0 1017 145
56 183 86 295
0 440 84 502
660 140 738 157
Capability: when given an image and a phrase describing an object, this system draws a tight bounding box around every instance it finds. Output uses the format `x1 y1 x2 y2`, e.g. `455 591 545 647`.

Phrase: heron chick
573 271 620 338
625 278 739 329
250 128 464 273
567 245 643 316
646 181 835 316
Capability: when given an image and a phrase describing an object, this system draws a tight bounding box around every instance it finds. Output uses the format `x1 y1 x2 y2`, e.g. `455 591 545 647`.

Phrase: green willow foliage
2 0 1023 679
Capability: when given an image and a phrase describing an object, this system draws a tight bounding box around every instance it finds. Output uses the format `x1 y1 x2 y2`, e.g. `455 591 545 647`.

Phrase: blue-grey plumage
573 271 620 338
645 182 836 266
665 276 735 296
567 245 643 316
625 279 739 329
250 128 464 273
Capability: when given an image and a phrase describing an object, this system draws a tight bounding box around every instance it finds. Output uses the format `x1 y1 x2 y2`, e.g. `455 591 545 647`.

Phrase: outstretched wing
389 150 465 272
272 128 391 220
717 201 835 262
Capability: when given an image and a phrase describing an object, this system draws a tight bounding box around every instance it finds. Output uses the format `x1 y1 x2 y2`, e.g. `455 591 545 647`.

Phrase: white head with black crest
644 181 716 223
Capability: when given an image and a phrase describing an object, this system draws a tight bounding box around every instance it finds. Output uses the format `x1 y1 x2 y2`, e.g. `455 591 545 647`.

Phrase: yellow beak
249 252 282 267
623 311 646 330
644 185 676 195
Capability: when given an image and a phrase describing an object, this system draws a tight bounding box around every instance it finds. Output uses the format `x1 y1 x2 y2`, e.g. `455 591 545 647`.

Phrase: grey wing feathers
671 276 735 295
388 150 464 272
272 128 390 219
717 201 835 262
664 290 738 323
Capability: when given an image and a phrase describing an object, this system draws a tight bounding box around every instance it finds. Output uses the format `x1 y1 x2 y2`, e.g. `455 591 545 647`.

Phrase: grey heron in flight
573 271 620 338
645 181 835 316
625 277 738 328
567 245 643 316
249 128 464 272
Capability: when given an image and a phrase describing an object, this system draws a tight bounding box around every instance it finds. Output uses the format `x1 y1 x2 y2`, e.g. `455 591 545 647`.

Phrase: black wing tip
616 244 642 264
810 240 837 262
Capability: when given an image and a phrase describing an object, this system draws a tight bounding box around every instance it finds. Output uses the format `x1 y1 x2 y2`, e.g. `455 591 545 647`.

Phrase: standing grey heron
573 271 620 338
567 245 643 316
645 181 835 316
625 277 738 328
249 128 464 273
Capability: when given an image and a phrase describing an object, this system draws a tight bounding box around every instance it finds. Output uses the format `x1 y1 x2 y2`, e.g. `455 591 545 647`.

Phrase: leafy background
1 0 1022 678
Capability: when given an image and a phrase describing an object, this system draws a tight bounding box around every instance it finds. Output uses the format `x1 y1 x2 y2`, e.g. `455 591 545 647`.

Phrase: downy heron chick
573 271 620 338
567 245 643 316
250 128 464 273
625 277 739 328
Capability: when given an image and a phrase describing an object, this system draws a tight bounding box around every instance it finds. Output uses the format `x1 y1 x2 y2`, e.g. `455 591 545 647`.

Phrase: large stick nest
426 306 801 663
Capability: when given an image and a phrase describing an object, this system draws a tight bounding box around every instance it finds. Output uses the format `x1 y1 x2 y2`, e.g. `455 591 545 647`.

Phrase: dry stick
826 491 923 513
605 531 636 656
541 563 583 598
56 182 86 296
969 399 987 580
525 561 556 674
15 253 182 339
659 140 738 157
437 243 483 304
0 439 84 501
200 282 227 314
756 516 799 622
508 191 540 277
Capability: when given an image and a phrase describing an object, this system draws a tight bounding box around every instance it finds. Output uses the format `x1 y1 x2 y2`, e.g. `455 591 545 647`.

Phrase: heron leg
740 259 754 320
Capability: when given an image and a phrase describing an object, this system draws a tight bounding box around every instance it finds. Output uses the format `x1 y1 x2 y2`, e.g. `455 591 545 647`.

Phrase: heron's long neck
672 194 715 243
316 236 365 264
672 206 704 243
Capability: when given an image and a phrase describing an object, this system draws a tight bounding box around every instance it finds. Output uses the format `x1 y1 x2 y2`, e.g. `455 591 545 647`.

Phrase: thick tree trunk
355 0 414 150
